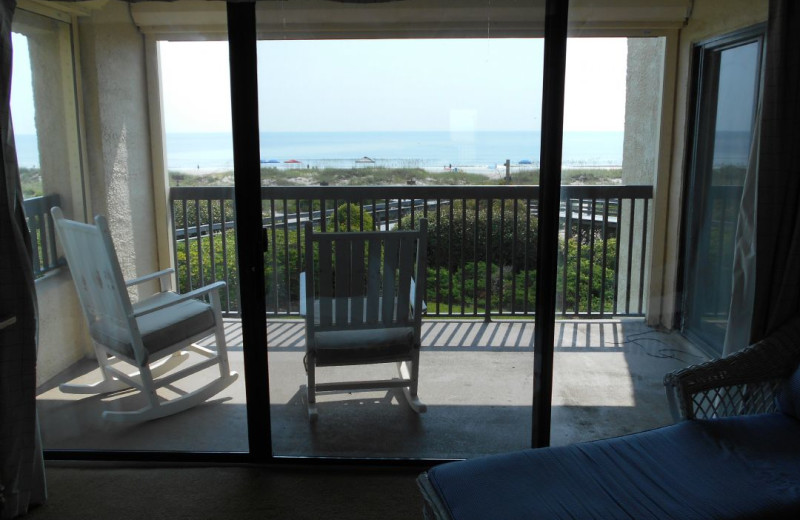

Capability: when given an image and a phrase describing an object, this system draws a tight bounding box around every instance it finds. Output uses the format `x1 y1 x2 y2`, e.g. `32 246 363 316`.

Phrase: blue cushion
777 364 800 418
425 414 800 520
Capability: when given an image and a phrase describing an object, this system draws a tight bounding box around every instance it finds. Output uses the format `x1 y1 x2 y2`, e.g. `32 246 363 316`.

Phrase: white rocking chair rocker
51 207 238 422
302 219 428 421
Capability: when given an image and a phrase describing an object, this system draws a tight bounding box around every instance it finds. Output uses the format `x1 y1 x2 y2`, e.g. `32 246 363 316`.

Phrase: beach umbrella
519 159 532 164
284 159 302 164
355 156 375 164
266 159 280 163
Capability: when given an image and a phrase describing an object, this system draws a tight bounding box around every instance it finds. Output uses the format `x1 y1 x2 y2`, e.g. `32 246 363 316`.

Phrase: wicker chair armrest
664 315 800 421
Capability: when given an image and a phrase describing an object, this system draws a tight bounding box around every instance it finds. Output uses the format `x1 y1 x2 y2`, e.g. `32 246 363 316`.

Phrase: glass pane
551 36 705 445
12 10 75 279
256 4 544 459
683 41 760 353
32 0 248 452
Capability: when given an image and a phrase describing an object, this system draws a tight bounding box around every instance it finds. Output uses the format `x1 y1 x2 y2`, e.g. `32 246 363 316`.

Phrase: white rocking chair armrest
126 268 176 287
133 281 227 317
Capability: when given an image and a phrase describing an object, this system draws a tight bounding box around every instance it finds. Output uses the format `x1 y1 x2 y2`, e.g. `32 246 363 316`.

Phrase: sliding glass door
253 3 545 459
682 28 764 356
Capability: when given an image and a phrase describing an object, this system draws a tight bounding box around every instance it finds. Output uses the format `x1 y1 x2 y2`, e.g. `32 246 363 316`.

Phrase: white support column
647 29 680 328
145 35 175 282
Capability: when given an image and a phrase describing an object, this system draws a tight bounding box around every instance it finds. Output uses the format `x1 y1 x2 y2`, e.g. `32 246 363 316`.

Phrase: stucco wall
35 272 88 386
618 38 665 316
78 0 159 294
658 0 768 328
32 0 161 386
14 8 90 386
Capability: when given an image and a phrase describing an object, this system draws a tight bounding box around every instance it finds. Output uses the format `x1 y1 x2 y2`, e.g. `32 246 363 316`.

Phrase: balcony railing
170 185 653 319
23 193 63 278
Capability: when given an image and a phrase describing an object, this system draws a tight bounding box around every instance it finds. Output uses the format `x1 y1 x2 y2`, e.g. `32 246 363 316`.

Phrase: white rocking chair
302 219 428 421
51 207 238 422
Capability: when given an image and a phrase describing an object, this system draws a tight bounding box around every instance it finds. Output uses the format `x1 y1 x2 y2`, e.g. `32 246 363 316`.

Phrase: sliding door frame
46 0 568 464
229 0 568 460
678 24 766 356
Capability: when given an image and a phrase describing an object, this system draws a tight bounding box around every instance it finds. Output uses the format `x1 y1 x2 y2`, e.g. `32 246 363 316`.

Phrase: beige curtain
723 106 760 356
0 0 46 517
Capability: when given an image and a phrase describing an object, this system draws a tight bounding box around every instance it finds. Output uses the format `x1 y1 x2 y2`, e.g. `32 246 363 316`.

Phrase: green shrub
176 229 239 312
400 200 538 274
556 237 617 314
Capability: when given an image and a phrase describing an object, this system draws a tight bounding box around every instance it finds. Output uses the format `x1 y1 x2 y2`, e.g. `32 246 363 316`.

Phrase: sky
158 37 629 134
10 35 628 135
10 33 35 135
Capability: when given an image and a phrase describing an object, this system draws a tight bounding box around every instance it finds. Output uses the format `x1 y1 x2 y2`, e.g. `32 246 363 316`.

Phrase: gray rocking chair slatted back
51 207 141 363
304 220 427 334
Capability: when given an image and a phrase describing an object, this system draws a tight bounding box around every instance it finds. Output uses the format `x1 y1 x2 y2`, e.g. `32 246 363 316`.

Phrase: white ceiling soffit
131 0 692 40
19 0 108 19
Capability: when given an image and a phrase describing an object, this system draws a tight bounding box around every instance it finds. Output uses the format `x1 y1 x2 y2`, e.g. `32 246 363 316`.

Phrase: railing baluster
170 193 179 293
484 199 492 322
498 199 505 315
562 197 571 317
384 198 390 231
164 185 652 320
435 198 441 317
625 198 636 316
575 198 584 317
639 198 649 315
221 198 231 313
295 198 302 313
600 197 610 317
283 198 291 315
524 197 532 315
208 199 216 289
472 198 479 317
195 199 204 288
613 196 622 315
320 198 327 232
270 198 279 312
588 198 597 316
183 199 191 290
460 199 467 316
447 199 454 314
511 198 518 315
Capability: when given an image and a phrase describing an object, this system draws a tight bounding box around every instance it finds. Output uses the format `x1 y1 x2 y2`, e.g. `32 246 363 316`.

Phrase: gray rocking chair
51 207 238 422
302 219 428 421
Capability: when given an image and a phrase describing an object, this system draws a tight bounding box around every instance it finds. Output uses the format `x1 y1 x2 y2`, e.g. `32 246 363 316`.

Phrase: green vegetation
169 166 622 188
171 166 624 315
20 167 43 198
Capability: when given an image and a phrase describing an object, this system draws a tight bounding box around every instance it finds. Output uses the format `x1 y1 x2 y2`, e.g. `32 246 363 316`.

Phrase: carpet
23 463 426 520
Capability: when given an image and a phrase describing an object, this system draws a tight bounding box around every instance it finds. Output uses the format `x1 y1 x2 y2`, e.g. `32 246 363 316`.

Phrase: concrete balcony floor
36 318 708 459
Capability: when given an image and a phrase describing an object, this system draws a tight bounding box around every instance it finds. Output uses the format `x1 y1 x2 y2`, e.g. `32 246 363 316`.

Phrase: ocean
168 131 625 171
14 131 625 171
13 129 753 172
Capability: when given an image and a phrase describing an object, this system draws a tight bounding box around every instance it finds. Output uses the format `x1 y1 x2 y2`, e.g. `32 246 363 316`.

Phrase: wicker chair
664 314 800 421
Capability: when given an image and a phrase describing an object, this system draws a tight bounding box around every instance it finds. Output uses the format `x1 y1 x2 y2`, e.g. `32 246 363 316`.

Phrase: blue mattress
420 414 800 520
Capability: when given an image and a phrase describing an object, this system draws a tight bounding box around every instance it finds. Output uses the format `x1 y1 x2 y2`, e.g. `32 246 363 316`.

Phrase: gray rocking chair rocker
51 207 238 422
302 219 428 421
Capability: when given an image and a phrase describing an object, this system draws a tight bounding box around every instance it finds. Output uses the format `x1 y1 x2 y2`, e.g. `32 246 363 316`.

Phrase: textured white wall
78 1 158 294
35 273 88 386
34 0 161 386
617 38 665 317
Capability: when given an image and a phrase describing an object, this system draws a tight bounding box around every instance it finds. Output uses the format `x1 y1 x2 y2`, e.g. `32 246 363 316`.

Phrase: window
681 26 765 356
